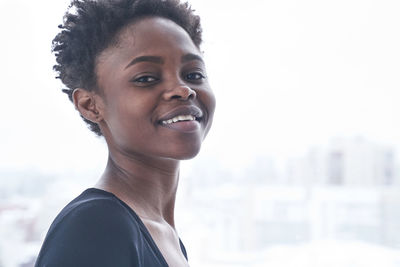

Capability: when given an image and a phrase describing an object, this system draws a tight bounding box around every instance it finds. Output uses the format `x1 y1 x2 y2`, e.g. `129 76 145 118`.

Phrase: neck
96 151 180 226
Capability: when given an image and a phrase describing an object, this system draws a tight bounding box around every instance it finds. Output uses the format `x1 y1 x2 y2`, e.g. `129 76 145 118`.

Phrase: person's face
95 17 215 161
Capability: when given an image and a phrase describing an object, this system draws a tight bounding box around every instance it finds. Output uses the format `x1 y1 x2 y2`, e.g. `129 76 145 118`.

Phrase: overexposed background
0 0 400 266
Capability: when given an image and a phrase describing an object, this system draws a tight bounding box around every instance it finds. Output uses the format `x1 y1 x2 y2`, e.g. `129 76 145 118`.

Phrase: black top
35 188 187 267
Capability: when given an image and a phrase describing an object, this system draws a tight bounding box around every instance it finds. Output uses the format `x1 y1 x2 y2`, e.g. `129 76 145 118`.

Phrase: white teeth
162 115 196 125
163 119 173 124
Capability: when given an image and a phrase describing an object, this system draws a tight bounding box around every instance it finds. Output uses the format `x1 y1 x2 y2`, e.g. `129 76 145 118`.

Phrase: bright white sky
0 0 399 173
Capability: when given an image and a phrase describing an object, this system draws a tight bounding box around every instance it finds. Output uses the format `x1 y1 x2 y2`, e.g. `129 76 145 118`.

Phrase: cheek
199 89 216 138
104 95 152 136
203 89 216 118
107 92 151 119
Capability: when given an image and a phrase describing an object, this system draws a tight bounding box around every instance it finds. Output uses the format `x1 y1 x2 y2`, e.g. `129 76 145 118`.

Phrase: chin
176 151 201 160
166 142 202 160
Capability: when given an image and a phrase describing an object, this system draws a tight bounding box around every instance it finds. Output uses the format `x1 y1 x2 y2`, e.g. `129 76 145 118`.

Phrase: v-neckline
87 187 186 266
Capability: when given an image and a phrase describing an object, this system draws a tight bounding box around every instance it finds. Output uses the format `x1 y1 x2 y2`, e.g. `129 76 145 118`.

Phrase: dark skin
72 17 215 266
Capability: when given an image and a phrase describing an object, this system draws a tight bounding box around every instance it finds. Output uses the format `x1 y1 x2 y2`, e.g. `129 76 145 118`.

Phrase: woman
35 0 215 266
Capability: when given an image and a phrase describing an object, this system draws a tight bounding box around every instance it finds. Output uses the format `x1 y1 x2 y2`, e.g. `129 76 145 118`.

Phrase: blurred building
287 136 399 186
178 137 400 266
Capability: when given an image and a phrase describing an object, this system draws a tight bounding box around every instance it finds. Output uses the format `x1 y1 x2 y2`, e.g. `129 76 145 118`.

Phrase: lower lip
160 120 201 133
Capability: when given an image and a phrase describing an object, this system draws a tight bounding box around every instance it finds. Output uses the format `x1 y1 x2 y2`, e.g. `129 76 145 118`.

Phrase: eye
185 72 206 81
133 75 159 84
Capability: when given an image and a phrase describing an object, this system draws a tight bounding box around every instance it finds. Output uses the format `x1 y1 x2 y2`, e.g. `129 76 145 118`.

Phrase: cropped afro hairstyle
52 0 202 136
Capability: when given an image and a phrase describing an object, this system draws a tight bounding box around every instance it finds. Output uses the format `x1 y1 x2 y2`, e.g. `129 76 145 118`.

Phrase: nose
162 85 197 101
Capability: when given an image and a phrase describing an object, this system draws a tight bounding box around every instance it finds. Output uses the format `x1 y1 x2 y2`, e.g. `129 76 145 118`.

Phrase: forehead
102 17 200 61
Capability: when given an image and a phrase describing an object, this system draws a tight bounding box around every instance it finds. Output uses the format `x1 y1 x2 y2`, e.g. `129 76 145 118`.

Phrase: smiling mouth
158 105 204 133
158 105 204 125
161 114 199 125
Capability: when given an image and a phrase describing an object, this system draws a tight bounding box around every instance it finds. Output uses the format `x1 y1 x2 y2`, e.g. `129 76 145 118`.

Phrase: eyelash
133 76 159 84
185 72 206 81
132 71 206 85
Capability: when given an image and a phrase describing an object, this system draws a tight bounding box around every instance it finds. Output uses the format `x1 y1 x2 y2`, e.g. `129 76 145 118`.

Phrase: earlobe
72 88 103 123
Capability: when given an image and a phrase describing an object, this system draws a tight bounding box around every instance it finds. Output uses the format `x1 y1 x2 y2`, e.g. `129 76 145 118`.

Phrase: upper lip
158 105 204 123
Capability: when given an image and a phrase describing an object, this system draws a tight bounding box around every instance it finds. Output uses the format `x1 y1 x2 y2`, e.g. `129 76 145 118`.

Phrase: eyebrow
124 53 204 70
124 56 164 69
181 53 204 64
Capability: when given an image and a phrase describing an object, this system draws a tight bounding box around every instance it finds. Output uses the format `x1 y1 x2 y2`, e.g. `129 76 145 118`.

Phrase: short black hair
52 0 202 136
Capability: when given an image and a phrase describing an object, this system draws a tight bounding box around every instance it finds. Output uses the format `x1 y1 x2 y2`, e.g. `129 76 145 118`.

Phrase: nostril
186 88 197 99
163 85 197 101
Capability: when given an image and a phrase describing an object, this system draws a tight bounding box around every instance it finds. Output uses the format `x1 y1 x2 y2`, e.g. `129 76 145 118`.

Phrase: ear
72 88 104 123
